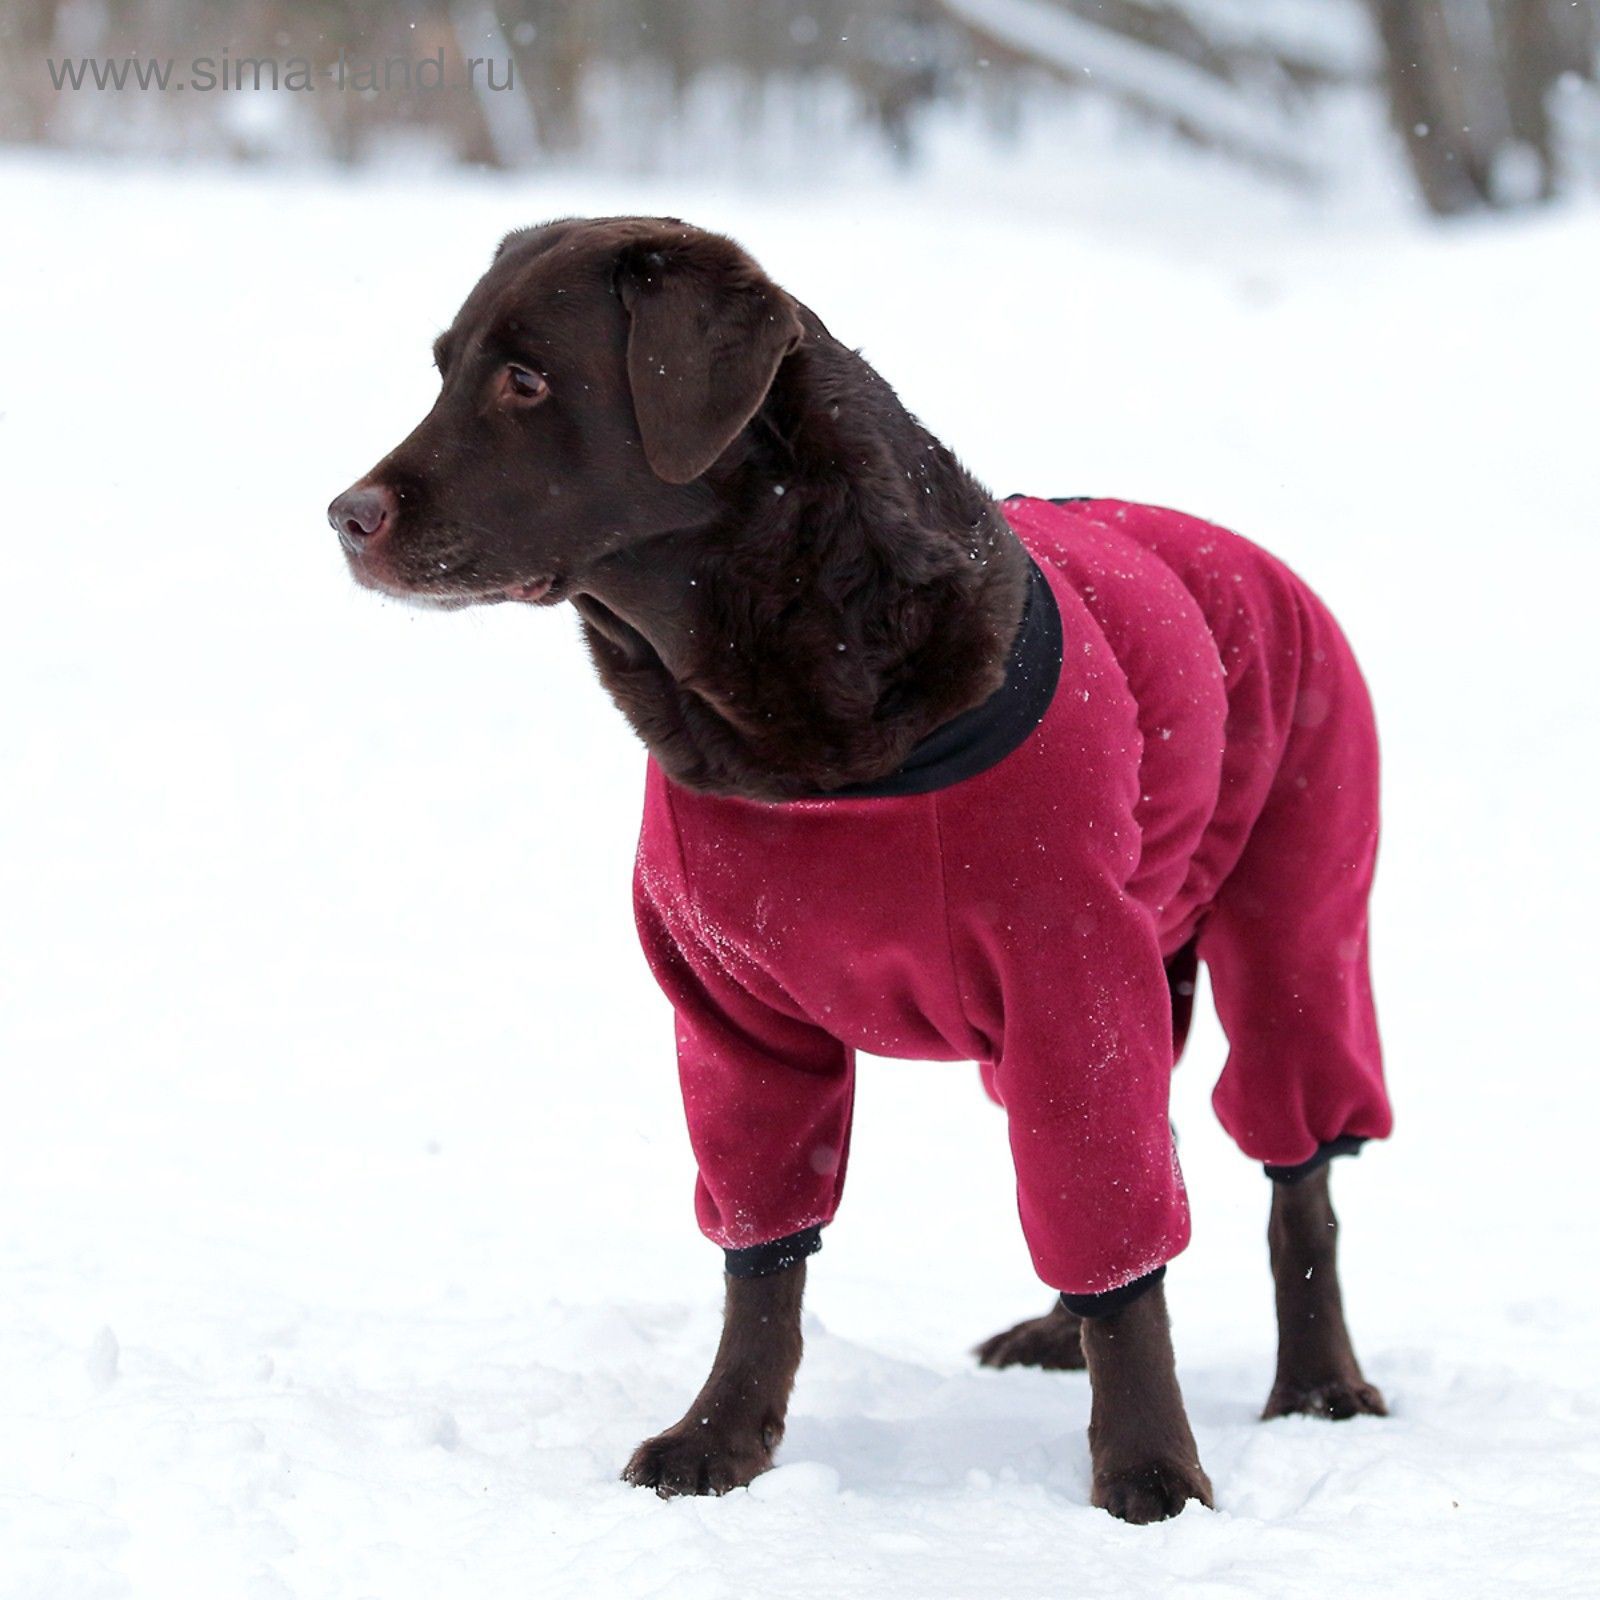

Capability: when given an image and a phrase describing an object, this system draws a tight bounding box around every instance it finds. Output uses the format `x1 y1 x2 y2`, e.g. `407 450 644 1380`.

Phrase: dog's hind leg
974 1299 1086 1370
1263 1164 1386 1419
622 1260 806 1497
1164 937 1200 1063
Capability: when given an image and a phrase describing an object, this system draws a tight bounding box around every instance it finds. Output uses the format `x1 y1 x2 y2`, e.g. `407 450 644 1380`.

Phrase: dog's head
328 216 804 608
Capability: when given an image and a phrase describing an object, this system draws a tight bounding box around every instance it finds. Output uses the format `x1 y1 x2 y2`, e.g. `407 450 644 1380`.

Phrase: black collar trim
815 555 1064 800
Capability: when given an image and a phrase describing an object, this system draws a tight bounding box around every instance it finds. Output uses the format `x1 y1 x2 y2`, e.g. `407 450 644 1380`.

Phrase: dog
329 216 1391 1522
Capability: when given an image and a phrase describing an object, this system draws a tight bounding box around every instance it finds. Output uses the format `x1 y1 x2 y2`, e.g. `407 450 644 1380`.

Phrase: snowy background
3 47 1600 1600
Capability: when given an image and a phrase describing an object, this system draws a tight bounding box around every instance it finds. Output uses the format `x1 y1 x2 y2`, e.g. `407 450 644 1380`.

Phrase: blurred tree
1 0 1595 213
1366 0 1599 212
940 0 1600 211
936 0 1373 180
0 0 64 141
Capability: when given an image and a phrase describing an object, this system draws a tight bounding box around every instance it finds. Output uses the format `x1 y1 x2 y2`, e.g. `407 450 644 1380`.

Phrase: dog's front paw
1263 1376 1387 1421
1093 1459 1214 1524
974 1305 1086 1371
622 1421 776 1498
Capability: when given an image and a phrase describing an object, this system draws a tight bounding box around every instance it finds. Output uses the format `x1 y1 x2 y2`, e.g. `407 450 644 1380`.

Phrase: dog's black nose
328 483 396 546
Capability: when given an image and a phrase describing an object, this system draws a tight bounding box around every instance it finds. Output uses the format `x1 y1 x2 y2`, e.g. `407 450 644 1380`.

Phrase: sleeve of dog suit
943 814 1193 1297
633 874 855 1267
933 566 1194 1298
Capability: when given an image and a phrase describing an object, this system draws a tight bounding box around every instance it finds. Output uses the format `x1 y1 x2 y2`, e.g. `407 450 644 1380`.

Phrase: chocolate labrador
329 216 1389 1521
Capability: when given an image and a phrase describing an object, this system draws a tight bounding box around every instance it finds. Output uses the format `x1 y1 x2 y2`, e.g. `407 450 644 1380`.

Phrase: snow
2 144 1598 1598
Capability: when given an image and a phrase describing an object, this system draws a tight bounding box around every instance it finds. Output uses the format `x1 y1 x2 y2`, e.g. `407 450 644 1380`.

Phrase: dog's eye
503 364 549 405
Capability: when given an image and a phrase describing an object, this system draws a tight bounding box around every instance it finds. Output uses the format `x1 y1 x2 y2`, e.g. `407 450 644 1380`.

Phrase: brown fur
1081 1283 1215 1521
1263 1168 1387 1420
331 215 1027 801
622 1265 807 1497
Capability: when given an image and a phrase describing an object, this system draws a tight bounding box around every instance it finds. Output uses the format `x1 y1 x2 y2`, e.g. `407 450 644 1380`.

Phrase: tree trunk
1493 0 1565 201
1368 0 1600 214
1367 0 1491 214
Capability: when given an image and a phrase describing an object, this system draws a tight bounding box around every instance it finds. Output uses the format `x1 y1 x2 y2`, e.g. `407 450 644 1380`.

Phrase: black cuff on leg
1060 1264 1166 1320
1264 1135 1366 1185
723 1225 822 1279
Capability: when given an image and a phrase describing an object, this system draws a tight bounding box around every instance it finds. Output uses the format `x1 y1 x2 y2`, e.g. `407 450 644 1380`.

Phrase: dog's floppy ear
617 232 803 485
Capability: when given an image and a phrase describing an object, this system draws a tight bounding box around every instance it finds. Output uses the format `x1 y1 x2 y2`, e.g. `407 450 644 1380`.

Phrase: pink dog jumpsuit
634 498 1392 1307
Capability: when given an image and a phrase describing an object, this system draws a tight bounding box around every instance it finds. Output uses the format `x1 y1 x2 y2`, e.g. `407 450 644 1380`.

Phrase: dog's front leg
1263 1166 1386 1419
1079 1281 1213 1523
623 1261 805 1497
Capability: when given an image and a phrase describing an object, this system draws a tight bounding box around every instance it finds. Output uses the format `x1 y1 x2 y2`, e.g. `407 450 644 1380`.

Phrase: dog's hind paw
1094 1459 1214 1524
974 1302 1086 1371
622 1424 775 1498
1262 1376 1387 1421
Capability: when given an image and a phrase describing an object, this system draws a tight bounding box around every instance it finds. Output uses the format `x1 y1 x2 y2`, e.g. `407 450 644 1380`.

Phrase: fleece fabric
633 497 1393 1295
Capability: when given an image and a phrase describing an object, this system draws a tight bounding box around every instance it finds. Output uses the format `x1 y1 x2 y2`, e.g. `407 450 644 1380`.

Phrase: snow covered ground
2 143 1598 1598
